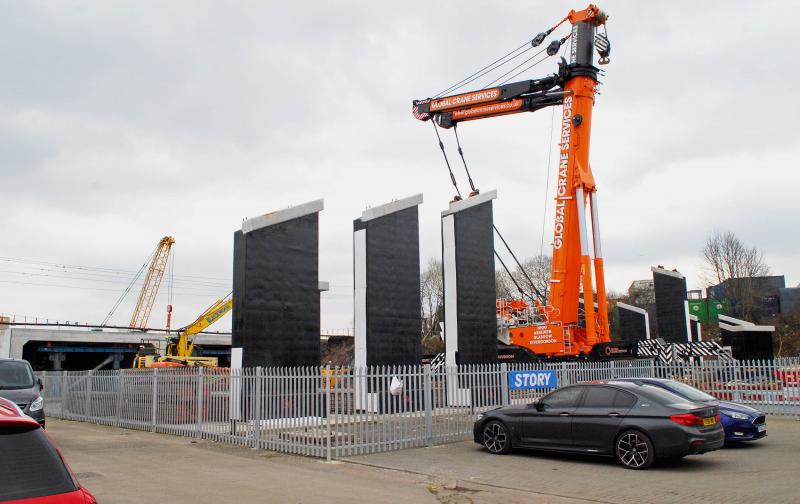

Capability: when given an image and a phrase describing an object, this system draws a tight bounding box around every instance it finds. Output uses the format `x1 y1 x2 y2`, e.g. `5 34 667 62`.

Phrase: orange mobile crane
414 5 621 359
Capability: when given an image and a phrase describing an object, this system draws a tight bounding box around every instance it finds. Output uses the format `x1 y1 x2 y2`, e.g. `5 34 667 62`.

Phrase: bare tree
701 230 770 319
514 255 551 301
703 230 769 284
495 270 515 299
420 258 444 353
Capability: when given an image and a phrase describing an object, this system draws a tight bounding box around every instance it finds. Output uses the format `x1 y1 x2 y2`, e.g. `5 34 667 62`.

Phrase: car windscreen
660 380 716 402
0 361 35 389
0 426 78 501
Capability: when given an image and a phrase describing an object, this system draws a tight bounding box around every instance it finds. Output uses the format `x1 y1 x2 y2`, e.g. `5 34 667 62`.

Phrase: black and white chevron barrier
637 339 733 363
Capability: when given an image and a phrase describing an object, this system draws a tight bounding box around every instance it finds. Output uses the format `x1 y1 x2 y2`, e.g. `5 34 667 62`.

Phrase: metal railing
38 358 800 460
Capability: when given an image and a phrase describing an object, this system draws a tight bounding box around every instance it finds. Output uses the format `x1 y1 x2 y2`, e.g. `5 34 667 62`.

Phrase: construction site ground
48 417 799 504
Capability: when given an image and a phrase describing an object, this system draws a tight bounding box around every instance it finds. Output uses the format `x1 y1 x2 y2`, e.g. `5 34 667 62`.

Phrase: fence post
41 371 48 416
561 362 569 386
84 370 93 423
253 367 262 449
115 370 124 427
325 365 332 461
196 367 204 439
500 363 509 406
60 371 68 419
733 361 742 403
151 369 159 433
424 364 433 447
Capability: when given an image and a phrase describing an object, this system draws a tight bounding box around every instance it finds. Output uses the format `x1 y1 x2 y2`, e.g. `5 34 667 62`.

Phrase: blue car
615 378 767 442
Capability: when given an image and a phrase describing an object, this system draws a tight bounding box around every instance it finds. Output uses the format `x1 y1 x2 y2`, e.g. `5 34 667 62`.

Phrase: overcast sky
1 1 797 332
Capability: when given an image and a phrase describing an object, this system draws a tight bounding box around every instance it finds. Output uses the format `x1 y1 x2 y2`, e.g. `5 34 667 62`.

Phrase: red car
0 397 97 503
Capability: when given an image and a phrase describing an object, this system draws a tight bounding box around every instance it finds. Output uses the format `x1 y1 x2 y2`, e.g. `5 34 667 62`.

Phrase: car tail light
669 413 704 426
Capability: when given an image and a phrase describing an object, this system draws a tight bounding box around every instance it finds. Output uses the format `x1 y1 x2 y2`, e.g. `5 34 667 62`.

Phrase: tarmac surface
47 416 799 503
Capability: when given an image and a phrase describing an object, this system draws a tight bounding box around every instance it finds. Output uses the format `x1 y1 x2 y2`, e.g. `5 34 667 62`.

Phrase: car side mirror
534 402 546 412
37 378 44 390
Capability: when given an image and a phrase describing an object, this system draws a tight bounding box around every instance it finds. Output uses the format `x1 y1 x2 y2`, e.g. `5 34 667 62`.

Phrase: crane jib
429 88 501 112
451 99 523 121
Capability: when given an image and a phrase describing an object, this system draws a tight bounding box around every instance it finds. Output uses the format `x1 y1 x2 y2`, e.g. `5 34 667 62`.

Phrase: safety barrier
38 357 800 460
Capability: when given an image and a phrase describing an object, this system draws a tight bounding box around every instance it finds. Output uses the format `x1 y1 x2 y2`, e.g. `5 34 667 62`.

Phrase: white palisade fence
38 358 800 460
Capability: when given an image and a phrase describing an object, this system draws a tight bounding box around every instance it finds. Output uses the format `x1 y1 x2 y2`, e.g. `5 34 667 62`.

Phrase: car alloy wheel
482 421 511 454
616 430 654 469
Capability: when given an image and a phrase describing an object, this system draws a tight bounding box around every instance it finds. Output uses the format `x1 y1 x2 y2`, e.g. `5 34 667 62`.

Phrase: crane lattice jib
129 236 175 329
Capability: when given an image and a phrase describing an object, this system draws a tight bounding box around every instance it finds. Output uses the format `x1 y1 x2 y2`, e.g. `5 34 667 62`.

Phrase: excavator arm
175 297 232 358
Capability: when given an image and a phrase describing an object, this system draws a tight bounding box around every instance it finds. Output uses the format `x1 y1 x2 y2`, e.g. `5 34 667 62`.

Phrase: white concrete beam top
361 193 423 222
242 199 324 234
616 302 648 315
441 189 497 217
718 314 754 326
651 266 685 280
719 323 775 332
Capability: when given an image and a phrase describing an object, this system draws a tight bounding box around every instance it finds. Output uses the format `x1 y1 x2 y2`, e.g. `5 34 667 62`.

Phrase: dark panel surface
689 318 701 342
234 214 320 367
363 206 421 366
721 329 774 361
653 270 689 344
780 287 800 316
452 202 497 364
232 230 246 350
616 305 648 344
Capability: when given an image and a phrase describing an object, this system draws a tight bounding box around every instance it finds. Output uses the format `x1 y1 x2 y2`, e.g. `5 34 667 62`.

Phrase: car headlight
28 396 44 412
476 413 486 420
727 412 749 420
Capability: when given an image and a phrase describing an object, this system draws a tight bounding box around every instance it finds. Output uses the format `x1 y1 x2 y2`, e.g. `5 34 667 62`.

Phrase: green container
688 300 708 323
688 298 728 324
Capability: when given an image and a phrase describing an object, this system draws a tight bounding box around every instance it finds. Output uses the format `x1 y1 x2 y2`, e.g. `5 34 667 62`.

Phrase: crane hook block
595 32 611 65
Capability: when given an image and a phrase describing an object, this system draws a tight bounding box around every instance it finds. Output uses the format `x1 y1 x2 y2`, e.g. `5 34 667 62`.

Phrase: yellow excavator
133 296 232 368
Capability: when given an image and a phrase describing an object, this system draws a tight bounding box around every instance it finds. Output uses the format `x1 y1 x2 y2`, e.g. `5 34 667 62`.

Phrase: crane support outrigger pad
415 4 625 360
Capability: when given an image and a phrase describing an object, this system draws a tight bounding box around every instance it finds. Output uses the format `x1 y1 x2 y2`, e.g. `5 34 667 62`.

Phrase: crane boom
414 4 615 358
129 236 174 329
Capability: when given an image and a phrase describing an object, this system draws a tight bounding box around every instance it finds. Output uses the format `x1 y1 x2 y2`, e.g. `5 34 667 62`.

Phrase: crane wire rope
442 120 547 304
427 21 570 305
538 39 569 260
433 11 571 99
101 247 156 326
431 120 462 199
433 39 534 99
499 34 571 86
483 47 549 89
168 245 175 310
494 250 534 301
539 107 557 259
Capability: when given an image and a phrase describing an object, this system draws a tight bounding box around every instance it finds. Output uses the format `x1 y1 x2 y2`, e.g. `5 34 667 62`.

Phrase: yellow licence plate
703 417 716 426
